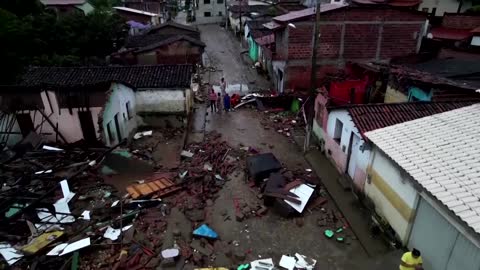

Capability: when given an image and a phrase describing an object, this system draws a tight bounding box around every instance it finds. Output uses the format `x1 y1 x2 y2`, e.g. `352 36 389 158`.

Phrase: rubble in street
0 116 352 269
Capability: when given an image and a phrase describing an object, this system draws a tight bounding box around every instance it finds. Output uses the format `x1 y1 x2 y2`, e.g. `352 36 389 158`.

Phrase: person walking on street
399 249 423 270
220 78 227 96
208 88 217 113
224 93 231 113
216 93 222 113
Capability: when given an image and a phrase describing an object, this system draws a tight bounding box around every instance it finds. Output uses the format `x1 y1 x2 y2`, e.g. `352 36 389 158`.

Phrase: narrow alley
199 24 271 91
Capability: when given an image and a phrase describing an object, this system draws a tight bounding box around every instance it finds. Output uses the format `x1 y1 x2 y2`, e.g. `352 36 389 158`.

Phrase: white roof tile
365 104 480 234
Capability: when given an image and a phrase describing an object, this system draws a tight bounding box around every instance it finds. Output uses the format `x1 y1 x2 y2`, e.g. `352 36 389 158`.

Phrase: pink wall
37 91 102 143
324 133 348 174
353 167 367 192
314 90 329 130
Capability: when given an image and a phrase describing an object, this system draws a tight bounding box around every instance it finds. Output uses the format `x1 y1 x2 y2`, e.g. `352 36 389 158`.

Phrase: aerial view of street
0 0 479 269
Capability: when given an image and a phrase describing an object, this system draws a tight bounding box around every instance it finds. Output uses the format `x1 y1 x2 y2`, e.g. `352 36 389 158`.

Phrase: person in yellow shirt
399 248 423 270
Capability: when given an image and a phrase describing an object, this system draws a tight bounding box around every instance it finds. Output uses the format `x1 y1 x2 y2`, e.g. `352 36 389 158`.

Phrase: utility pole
310 0 321 93
304 0 321 153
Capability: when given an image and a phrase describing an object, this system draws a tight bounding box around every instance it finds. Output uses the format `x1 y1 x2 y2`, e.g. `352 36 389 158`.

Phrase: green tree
0 1 127 83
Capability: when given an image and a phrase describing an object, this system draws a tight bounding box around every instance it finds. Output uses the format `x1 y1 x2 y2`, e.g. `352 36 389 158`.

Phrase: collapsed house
0 65 194 147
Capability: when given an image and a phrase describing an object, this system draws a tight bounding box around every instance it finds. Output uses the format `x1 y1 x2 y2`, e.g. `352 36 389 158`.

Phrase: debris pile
0 125 351 269
261 112 303 141
130 127 185 169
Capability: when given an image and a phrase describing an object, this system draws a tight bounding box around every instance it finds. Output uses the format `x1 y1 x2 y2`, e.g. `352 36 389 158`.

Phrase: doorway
114 113 122 143
347 132 360 179
277 69 284 93
78 111 97 143
16 113 34 137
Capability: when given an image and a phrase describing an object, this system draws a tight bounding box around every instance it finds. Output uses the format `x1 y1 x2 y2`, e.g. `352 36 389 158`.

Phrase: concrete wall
3 90 103 146
324 110 370 190
196 0 225 24
365 147 419 243
137 51 158 65
102 83 138 146
418 0 471 15
135 89 186 113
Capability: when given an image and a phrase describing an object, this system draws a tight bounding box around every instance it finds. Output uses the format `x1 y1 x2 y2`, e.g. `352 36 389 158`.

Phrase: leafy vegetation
0 0 127 83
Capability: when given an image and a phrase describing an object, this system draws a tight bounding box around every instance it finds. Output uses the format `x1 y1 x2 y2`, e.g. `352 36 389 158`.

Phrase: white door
347 133 360 179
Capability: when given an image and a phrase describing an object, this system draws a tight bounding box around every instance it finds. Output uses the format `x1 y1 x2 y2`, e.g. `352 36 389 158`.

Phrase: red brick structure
263 5 427 92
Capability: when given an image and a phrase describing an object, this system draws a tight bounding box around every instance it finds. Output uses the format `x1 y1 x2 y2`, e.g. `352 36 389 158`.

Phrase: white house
195 0 226 24
0 65 194 147
313 92 474 194
365 104 480 270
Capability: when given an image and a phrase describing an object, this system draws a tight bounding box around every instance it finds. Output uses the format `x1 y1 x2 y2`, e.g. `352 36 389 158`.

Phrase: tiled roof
365 104 480 234
429 27 473 41
345 102 476 140
144 21 199 35
125 32 201 48
136 35 205 53
19 65 194 89
442 13 480 30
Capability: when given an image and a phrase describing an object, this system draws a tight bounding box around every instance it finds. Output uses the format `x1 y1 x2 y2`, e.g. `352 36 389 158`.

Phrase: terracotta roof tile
345 102 476 140
19 65 194 89
429 27 473 41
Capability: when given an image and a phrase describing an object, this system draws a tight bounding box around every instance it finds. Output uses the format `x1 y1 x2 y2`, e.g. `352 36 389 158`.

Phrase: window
217 0 223 3
107 122 114 142
204 0 210 4
431 7 437 16
333 119 343 144
204 11 211 17
218 11 223 16
126 101 132 119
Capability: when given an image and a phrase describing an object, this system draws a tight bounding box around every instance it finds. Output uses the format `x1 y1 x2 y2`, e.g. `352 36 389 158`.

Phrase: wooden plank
126 177 175 199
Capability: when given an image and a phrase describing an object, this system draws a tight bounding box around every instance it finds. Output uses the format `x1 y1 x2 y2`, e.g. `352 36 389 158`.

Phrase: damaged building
0 65 194 147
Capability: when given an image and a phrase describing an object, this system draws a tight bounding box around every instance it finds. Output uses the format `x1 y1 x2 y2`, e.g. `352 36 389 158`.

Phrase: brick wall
442 13 480 29
343 24 379 59
284 8 425 61
286 65 340 90
381 24 419 59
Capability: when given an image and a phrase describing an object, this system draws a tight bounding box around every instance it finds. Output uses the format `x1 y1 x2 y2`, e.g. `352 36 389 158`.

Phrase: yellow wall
384 85 408 103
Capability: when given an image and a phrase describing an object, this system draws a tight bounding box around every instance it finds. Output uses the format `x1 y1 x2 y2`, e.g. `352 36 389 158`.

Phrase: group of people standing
209 77 231 113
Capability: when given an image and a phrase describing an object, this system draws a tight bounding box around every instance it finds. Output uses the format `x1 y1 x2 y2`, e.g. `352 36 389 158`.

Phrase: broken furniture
246 153 282 185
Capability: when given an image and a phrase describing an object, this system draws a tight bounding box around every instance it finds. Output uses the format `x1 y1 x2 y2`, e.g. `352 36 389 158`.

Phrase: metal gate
408 198 457 270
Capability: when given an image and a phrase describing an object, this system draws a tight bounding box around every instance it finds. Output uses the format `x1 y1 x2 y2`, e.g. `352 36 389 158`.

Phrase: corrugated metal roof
272 3 347 23
114 6 159 16
365 104 480 234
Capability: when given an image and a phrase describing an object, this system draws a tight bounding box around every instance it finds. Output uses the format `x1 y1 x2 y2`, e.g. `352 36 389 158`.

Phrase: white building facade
365 104 480 270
